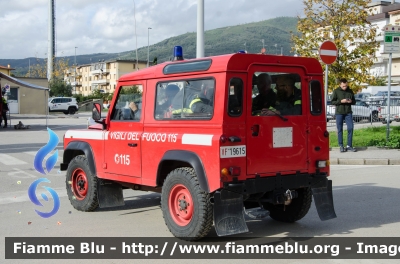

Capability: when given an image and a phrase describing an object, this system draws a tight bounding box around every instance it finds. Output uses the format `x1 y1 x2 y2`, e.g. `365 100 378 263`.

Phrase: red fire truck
61 47 336 240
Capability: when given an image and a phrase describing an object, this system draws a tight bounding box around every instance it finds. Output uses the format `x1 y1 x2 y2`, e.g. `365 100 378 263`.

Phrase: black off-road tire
263 188 312 223
161 167 213 241
64 111 69 115
66 155 99 211
68 107 77 115
371 111 379 122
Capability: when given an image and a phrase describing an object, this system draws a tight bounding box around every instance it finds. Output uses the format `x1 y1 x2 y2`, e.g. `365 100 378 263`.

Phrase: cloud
0 0 303 59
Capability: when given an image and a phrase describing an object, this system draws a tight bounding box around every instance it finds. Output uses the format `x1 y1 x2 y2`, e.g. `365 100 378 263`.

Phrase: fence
326 99 400 127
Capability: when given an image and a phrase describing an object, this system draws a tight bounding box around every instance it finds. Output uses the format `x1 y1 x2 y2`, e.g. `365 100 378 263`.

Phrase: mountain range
0 17 298 77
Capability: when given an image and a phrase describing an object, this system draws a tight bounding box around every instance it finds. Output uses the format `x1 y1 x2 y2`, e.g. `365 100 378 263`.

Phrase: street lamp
147 27 152 67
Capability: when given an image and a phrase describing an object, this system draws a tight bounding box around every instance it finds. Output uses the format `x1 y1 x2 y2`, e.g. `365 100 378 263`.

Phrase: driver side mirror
92 103 102 121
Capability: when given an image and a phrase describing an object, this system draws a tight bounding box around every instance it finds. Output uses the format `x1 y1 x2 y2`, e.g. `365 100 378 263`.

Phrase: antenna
133 0 138 70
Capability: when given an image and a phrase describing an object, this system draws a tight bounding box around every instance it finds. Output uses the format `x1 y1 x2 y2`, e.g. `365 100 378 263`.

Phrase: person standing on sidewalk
1 88 8 128
331 78 357 152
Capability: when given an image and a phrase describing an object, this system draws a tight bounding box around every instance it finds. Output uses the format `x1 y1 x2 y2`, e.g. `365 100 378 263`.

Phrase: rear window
251 72 302 116
228 78 243 117
309 80 322 115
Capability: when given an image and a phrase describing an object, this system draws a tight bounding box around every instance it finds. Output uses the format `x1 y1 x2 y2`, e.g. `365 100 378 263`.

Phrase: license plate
220 145 246 158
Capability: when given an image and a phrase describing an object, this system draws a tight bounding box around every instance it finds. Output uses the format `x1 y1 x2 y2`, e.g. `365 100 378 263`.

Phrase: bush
329 126 400 149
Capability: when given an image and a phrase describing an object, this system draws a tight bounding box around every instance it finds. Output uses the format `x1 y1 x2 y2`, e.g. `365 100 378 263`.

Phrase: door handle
251 124 259 136
128 143 138 147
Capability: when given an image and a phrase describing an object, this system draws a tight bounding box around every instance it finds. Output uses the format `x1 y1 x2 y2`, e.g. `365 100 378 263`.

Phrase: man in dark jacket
261 75 301 116
331 78 356 152
252 73 276 115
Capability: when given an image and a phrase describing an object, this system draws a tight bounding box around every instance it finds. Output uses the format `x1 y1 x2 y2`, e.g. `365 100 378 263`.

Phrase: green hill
0 17 298 76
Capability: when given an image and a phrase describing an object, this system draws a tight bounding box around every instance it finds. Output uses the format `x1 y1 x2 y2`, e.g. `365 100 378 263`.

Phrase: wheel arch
61 141 96 175
157 150 209 193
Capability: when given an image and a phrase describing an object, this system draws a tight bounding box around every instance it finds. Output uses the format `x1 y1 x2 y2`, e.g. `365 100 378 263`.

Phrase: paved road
1 115 400 263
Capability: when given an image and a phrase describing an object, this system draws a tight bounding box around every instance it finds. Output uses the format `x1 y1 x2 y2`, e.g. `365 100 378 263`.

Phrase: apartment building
65 59 148 96
367 1 400 83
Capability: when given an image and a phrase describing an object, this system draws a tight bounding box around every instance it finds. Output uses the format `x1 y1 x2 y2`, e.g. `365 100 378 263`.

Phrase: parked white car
326 100 379 122
378 98 400 123
48 97 79 115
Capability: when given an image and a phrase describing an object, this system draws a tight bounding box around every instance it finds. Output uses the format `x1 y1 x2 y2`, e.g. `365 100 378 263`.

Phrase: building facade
64 60 148 96
367 1 400 84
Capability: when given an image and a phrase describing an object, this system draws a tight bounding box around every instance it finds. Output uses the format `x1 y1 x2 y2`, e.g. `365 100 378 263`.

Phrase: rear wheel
263 188 312 223
161 167 213 241
68 107 76 115
66 155 98 211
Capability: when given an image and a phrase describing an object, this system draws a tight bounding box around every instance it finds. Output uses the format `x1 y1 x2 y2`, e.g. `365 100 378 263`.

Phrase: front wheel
66 155 99 211
371 111 379 122
263 187 312 223
161 167 213 241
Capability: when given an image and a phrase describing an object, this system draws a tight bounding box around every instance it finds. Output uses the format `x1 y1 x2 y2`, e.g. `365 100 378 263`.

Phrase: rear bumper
222 172 329 195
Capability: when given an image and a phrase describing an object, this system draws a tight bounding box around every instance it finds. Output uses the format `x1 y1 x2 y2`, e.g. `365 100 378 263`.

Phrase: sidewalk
330 147 400 165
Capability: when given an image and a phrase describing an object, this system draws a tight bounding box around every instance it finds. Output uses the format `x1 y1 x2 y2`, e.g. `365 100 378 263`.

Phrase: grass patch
329 126 400 149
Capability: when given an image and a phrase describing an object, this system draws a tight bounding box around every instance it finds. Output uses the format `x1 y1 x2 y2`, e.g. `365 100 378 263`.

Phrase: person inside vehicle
119 101 141 120
171 80 213 115
261 75 301 116
252 73 277 115
157 84 180 115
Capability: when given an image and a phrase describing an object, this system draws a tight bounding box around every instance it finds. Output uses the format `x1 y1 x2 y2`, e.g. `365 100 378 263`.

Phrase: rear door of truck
246 65 308 175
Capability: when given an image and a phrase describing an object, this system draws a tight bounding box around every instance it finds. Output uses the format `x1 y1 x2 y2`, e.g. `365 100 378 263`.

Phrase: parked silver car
326 100 379 122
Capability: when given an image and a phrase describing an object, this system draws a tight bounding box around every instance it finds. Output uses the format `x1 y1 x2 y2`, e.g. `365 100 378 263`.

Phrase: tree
292 0 380 91
49 77 72 97
26 57 70 80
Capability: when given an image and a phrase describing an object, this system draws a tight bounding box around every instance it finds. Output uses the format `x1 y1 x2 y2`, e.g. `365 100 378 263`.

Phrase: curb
330 158 400 165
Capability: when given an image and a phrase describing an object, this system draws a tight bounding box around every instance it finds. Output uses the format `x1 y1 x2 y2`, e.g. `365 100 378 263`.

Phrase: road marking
0 187 67 205
24 151 63 161
0 154 27 165
8 168 37 179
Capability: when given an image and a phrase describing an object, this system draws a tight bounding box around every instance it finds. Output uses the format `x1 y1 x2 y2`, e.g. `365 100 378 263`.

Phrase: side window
54 99 61 103
252 72 302 116
228 78 243 116
111 85 143 121
309 80 322 115
155 78 214 120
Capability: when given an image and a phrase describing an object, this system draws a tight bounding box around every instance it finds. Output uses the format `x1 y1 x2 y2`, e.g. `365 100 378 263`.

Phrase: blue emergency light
173 46 183 61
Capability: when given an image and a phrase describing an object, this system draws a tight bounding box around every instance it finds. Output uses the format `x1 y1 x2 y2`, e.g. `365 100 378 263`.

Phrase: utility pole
147 27 152 67
196 0 204 58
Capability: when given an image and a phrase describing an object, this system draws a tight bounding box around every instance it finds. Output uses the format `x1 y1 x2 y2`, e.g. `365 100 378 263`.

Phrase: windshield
381 99 400 106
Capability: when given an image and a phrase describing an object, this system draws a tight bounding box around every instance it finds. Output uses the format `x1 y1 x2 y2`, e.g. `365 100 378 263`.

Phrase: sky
0 0 303 59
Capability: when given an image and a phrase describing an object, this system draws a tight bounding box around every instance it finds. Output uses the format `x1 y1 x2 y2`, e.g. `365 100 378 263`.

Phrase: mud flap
97 180 125 208
213 190 249 236
311 179 337 221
